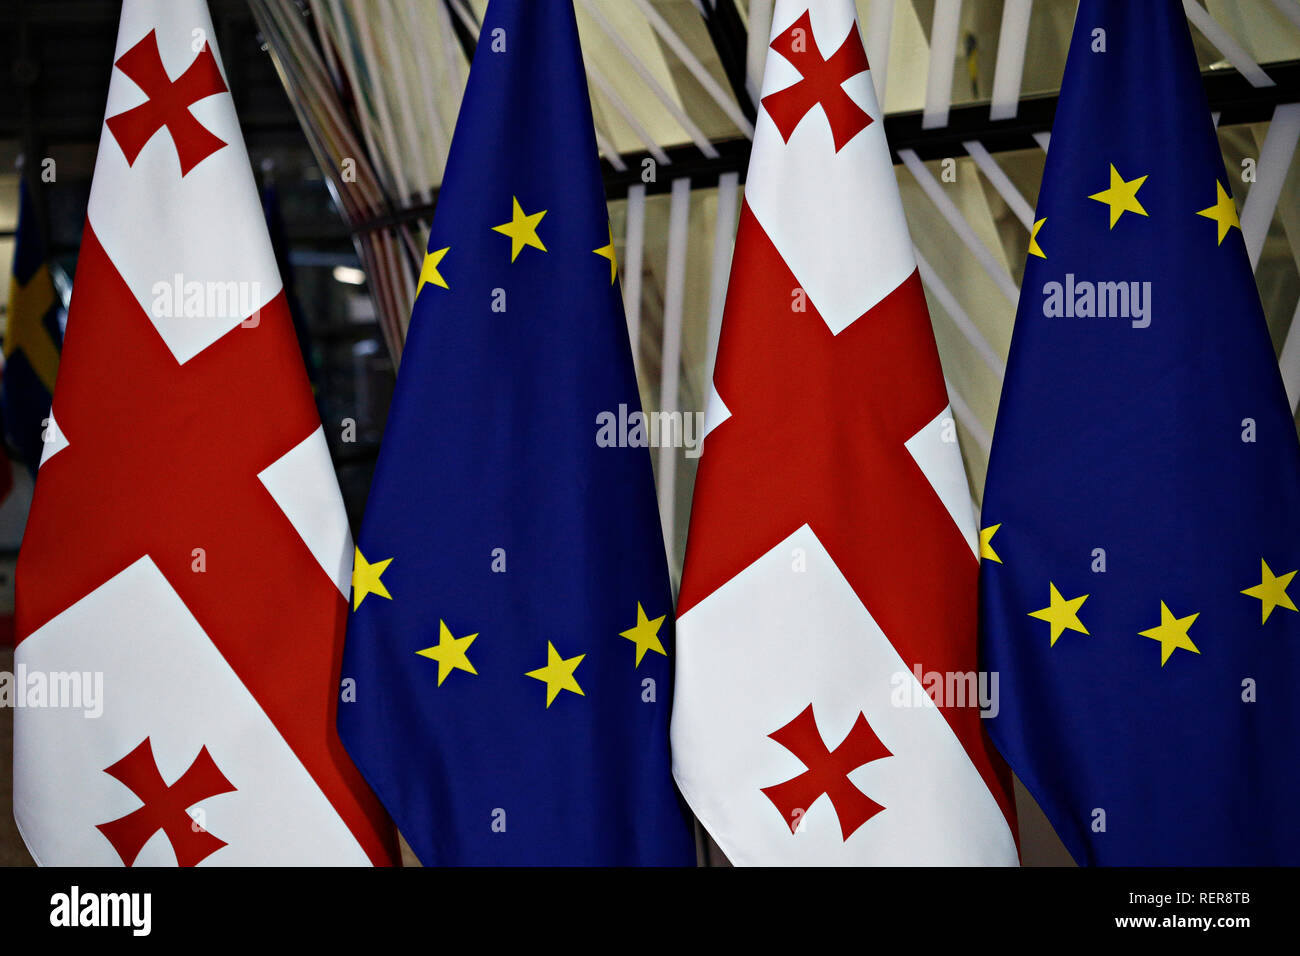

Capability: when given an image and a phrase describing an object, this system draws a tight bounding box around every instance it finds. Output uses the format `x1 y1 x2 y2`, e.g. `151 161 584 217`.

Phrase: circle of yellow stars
995 160 1260 664
352 193 640 707
1022 163 1241 262
350 548 666 707
407 194 619 299
979 525 1298 667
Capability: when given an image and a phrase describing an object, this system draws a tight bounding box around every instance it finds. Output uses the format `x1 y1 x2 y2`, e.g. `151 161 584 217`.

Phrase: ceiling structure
2 0 1299 870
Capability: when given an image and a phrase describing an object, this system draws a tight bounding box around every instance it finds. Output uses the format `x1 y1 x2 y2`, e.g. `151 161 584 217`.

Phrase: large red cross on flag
12 0 395 866
669 0 1019 865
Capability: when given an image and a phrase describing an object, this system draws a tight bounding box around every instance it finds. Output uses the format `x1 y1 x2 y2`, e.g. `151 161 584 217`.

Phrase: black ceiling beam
351 57 1300 231
0 0 257 24
0 0 300 145
596 58 1300 199
891 58 1300 163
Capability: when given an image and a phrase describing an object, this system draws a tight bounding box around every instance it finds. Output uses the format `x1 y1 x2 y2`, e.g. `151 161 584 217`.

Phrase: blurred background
2 0 1298 866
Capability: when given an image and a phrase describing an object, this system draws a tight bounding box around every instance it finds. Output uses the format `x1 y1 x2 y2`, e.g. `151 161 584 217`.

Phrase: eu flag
979 0 1300 865
337 0 694 865
4 176 64 473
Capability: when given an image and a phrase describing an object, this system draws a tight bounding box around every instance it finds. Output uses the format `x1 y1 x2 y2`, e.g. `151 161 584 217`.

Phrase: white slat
1279 295 1300 412
963 139 1035 230
989 0 1033 121
944 375 992 456
923 0 964 129
594 128 628 172
623 184 648 378
705 172 741 386
1271 0 1300 31
1182 0 1275 88
658 178 693 565
746 0 775 105
899 148 1020 305
630 0 755 138
577 0 720 158
1240 103 1300 271
347 0 413 201
586 63 672 166
915 247 1006 379
866 0 895 107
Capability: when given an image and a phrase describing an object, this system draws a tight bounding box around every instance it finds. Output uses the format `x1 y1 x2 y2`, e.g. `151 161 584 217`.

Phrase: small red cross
760 10 873 152
761 704 890 840
96 737 236 866
106 29 229 176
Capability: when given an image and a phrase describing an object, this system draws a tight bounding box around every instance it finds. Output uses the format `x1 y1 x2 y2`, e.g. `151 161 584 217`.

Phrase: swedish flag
980 0 1300 864
337 0 694 865
4 177 63 472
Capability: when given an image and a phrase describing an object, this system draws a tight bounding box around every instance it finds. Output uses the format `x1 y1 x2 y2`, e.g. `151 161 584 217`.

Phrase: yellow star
416 620 478 685
979 524 1003 564
619 602 667 666
594 226 618 284
351 547 393 611
1241 559 1298 624
1028 582 1089 646
1028 218 1046 259
525 641 585 708
416 246 450 295
1196 180 1241 245
1139 601 1200 666
1088 163 1149 228
492 196 548 262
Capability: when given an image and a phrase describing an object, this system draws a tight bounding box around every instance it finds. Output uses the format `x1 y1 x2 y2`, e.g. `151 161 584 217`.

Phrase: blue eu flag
979 0 1300 865
337 0 694 865
4 177 64 473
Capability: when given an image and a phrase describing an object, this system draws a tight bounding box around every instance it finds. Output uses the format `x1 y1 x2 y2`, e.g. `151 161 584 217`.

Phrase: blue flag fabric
4 177 64 473
337 0 694 865
979 0 1300 865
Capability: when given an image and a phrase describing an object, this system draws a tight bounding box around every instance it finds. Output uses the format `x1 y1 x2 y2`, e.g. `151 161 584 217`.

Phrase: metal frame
338 57 1300 231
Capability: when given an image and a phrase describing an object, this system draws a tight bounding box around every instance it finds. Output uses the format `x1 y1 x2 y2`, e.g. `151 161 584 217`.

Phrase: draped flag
336 0 694 865
670 0 1018 865
13 0 395 866
3 175 64 473
979 0 1300 865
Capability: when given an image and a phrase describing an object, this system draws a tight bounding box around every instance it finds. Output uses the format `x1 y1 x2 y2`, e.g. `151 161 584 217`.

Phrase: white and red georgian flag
671 0 1019 865
12 0 395 865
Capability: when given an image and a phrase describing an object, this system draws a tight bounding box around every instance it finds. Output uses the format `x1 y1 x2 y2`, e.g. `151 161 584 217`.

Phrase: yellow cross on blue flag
337 0 694 865
979 0 1300 864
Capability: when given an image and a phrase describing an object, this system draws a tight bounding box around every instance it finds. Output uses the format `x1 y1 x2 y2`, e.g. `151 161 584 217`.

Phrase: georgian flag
670 0 1019 865
12 0 395 865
